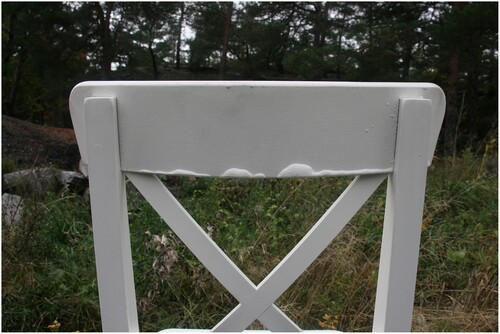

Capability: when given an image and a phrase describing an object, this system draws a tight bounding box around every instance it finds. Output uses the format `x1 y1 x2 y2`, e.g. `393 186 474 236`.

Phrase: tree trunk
96 2 115 80
336 29 343 79
444 2 466 156
5 49 27 117
219 2 233 79
176 3 185 70
3 10 18 66
312 2 324 48
401 44 412 80
149 41 159 80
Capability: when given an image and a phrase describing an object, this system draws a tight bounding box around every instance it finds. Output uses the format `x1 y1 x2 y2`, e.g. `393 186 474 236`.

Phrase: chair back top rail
70 81 445 178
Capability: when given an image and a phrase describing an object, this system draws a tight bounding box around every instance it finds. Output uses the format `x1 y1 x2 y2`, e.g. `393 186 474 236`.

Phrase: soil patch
2 116 80 171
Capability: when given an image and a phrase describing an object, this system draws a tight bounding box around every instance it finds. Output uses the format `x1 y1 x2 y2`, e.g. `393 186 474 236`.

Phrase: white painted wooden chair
69 81 445 332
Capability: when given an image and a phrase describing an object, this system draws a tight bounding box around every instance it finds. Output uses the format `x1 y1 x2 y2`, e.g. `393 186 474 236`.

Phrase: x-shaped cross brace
126 172 386 332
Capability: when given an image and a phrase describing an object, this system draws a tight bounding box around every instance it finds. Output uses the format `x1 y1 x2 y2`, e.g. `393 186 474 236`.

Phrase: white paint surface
70 81 445 177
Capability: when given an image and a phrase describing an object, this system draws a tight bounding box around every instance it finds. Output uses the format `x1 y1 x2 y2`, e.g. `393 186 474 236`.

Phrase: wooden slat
70 81 445 177
213 173 387 332
85 97 139 331
373 98 432 331
126 172 301 332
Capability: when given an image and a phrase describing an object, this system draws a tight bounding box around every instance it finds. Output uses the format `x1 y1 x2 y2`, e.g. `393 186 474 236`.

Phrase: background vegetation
2 153 497 332
1 1 498 332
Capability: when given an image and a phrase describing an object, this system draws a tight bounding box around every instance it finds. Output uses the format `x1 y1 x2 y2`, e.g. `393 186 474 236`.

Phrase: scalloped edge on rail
128 163 393 178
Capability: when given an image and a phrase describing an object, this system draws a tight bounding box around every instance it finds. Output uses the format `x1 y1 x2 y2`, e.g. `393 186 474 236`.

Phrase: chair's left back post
84 97 139 332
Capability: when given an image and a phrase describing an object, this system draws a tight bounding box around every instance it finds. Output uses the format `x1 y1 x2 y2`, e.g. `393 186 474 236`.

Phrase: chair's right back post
373 98 433 331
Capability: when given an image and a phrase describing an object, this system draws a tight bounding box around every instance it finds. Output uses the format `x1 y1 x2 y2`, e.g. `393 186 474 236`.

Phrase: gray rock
57 170 88 192
3 167 60 195
2 193 22 224
3 168 89 195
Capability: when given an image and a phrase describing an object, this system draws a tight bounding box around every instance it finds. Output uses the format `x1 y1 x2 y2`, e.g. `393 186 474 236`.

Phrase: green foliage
2 2 88 126
1 2 497 151
2 189 100 332
2 153 497 331
416 152 498 316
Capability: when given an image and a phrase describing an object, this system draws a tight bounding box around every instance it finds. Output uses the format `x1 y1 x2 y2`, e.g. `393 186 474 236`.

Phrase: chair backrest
70 81 444 177
70 81 445 332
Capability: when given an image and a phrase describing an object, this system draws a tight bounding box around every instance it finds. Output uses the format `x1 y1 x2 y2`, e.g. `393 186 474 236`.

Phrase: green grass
2 152 497 332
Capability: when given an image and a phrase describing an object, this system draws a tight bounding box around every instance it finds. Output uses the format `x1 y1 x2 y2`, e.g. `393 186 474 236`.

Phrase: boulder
3 167 60 195
3 168 89 195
